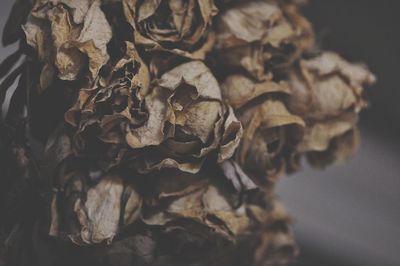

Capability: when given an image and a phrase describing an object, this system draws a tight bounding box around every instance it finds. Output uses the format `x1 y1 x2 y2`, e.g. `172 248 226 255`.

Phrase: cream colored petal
78 176 124 244
221 74 290 109
158 61 222 100
126 87 172 148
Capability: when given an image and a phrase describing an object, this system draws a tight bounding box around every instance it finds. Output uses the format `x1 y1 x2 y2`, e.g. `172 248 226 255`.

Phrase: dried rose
126 61 242 174
287 52 375 164
141 170 249 240
23 0 112 90
221 74 304 188
86 177 296 266
135 170 298 266
49 164 142 245
64 42 149 167
288 52 376 120
213 0 314 81
122 0 218 59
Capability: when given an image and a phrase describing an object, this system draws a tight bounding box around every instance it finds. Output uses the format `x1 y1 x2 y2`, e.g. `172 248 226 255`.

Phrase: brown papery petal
298 113 358 153
158 61 222 101
126 86 172 148
288 51 376 120
307 128 360 168
221 74 290 110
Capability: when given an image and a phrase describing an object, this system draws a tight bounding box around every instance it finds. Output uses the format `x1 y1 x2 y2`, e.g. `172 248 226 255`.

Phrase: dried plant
0 0 375 265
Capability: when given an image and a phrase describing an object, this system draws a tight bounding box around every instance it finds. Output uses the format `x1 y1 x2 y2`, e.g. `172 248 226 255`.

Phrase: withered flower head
221 74 304 188
135 170 297 266
214 0 314 80
0 0 378 264
50 163 142 245
123 0 218 59
287 52 376 166
67 170 298 266
128 61 242 173
23 0 112 89
141 171 250 240
65 42 149 163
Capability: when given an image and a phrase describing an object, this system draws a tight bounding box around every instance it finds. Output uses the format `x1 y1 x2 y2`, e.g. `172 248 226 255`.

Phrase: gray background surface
1 1 399 265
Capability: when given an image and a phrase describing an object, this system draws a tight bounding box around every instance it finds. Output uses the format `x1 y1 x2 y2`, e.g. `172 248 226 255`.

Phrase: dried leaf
0 49 22 79
2 0 31 46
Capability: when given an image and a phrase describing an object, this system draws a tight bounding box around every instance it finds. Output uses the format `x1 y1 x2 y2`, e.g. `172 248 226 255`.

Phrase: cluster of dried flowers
0 0 375 265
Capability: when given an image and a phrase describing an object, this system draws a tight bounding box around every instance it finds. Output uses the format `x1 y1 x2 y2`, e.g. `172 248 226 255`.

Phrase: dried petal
307 128 361 169
50 169 142 245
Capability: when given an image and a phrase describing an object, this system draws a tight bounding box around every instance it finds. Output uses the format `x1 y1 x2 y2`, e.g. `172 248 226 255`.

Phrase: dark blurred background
1 0 399 266
280 1 400 266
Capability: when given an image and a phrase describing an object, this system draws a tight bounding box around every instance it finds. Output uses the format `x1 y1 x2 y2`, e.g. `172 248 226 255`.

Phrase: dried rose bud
50 164 142 245
221 74 304 188
287 52 375 165
126 61 242 174
23 0 112 90
213 0 314 80
123 0 218 59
